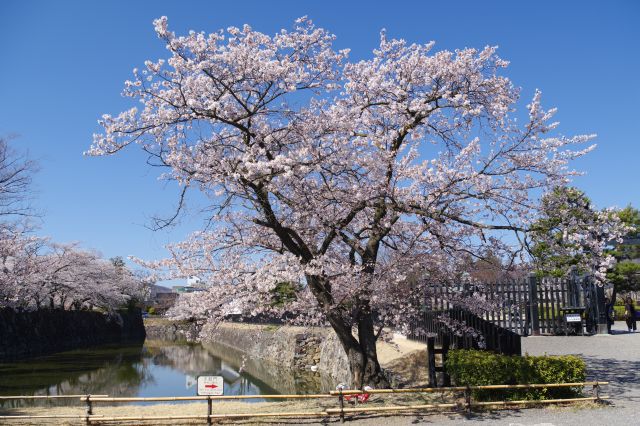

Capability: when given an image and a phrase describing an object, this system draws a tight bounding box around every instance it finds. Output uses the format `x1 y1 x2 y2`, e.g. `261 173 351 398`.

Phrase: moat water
0 339 329 408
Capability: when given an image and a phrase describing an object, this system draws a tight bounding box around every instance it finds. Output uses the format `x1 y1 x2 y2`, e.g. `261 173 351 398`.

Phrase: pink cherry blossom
90 17 600 386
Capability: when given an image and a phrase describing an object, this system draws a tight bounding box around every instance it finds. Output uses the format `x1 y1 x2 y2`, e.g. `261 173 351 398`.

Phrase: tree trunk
305 273 389 388
326 309 390 389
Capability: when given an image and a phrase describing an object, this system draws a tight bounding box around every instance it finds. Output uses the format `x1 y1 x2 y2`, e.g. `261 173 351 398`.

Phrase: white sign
197 375 224 396
565 313 581 323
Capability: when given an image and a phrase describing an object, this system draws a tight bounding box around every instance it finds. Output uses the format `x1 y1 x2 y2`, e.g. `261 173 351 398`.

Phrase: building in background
146 284 179 313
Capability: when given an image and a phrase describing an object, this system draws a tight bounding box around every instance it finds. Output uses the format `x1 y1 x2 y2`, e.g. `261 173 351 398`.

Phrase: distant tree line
0 137 148 311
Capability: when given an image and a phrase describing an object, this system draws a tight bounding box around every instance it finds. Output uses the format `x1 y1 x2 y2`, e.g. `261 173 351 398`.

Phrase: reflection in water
0 339 329 408
0 344 151 408
201 341 335 395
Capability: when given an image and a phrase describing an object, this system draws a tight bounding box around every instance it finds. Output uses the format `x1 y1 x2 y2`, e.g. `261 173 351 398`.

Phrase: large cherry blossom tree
90 17 597 386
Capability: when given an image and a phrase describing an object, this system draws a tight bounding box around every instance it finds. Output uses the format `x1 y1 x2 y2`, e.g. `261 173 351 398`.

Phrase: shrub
147 307 157 315
613 305 625 320
270 281 298 307
445 349 586 401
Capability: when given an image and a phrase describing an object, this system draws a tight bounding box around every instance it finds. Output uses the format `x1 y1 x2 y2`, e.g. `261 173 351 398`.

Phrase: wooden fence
0 383 608 424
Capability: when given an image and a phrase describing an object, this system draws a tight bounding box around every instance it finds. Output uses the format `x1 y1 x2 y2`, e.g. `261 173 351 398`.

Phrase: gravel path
353 322 640 426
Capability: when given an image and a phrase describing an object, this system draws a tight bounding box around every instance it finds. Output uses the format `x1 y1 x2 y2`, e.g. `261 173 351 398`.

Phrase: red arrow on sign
204 384 219 389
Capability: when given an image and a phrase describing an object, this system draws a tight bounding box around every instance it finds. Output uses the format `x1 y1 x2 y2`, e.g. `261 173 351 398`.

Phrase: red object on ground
345 393 370 403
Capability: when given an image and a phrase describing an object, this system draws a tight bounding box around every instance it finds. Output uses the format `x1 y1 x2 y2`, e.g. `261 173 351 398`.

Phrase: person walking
624 297 637 332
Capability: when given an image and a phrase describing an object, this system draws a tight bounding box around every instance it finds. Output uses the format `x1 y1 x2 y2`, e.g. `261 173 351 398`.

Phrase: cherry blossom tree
0 225 44 308
0 137 38 221
34 244 146 310
0 235 147 311
0 137 147 312
0 137 43 308
90 17 597 386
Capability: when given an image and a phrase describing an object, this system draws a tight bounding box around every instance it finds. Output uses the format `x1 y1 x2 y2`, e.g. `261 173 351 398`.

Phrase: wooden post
592 383 601 402
338 389 345 423
207 396 212 426
441 334 451 387
528 274 540 336
595 284 609 334
464 385 472 414
85 394 92 425
427 337 437 387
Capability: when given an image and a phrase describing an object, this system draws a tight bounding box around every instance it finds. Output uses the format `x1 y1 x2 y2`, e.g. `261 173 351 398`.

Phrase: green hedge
445 349 586 401
613 305 626 320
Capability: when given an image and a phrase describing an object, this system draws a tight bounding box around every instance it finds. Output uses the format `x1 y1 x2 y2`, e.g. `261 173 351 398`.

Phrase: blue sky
0 0 638 273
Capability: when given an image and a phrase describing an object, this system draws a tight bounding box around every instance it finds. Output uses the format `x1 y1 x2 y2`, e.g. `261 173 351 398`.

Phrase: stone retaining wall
142 319 354 384
201 322 351 384
143 319 425 389
0 307 145 361
144 318 202 341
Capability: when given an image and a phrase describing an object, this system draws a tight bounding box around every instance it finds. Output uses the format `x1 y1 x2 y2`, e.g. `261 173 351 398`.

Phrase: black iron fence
406 275 607 386
408 307 522 387
416 275 606 339
409 308 522 356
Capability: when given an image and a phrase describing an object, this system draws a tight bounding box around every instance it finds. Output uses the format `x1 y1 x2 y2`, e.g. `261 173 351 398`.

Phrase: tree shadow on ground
582 356 640 401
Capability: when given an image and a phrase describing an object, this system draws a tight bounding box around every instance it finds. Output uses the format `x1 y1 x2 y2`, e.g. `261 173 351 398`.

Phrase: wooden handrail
86 412 331 422
330 386 467 395
0 383 610 423
0 394 108 400
0 382 606 403
329 381 608 395
0 415 106 419
82 394 335 402
326 402 458 414
471 396 608 407
325 396 606 414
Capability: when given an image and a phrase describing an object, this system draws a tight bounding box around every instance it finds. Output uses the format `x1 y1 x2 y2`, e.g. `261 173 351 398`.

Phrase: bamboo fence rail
325 402 459 414
81 394 335 402
471 396 609 407
0 381 609 424
0 395 108 400
0 415 106 419
328 381 604 395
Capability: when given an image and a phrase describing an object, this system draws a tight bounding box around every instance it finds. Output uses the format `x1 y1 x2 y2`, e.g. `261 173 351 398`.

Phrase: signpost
197 376 224 396
198 375 223 425
565 313 581 323
560 306 586 336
